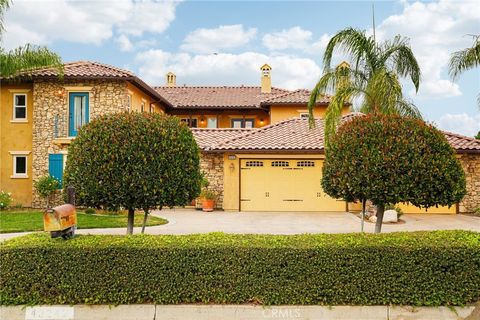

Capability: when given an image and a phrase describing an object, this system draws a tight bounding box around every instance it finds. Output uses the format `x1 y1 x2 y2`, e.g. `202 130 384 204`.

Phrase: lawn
0 210 168 233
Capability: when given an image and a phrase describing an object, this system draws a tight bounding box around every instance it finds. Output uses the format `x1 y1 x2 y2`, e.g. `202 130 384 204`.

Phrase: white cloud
180 24 257 54
115 34 134 52
437 113 480 137
262 26 330 54
135 49 321 90
2 0 180 49
375 0 480 98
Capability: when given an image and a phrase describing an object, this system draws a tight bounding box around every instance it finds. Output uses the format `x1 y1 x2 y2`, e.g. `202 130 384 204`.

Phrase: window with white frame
299 113 309 119
12 154 27 177
13 94 27 120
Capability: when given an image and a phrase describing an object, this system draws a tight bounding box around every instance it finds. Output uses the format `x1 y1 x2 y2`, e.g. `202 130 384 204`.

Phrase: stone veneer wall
459 153 480 213
200 152 224 209
32 80 129 207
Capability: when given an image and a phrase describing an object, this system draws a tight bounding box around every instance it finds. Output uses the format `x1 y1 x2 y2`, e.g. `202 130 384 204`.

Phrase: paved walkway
1 209 479 241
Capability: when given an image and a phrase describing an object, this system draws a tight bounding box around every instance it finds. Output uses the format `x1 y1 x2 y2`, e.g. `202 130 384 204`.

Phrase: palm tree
0 0 63 78
449 35 480 107
308 28 422 143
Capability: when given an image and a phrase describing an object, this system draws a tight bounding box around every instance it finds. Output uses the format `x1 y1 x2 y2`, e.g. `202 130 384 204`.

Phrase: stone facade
32 80 128 207
459 153 480 213
200 152 224 209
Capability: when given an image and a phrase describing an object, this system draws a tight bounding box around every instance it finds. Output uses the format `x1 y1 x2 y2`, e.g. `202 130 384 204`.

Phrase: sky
2 0 479 137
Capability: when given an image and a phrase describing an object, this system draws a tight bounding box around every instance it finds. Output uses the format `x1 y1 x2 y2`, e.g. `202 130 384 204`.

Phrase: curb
1 304 477 320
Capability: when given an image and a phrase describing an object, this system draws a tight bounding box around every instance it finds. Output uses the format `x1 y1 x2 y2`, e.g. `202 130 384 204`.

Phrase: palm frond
0 44 63 78
0 0 10 39
395 99 422 119
323 28 376 74
324 85 365 147
449 36 480 80
380 35 421 92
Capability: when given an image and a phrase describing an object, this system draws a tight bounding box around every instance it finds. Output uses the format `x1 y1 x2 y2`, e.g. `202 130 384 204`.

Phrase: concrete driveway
1 209 479 241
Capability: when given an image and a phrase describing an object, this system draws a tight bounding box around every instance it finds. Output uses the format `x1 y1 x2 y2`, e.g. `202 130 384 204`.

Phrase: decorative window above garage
271 161 289 167
297 161 315 167
245 161 264 167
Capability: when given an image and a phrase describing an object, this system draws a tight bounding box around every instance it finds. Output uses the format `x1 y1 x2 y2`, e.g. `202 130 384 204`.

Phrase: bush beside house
63 112 202 234
322 114 466 232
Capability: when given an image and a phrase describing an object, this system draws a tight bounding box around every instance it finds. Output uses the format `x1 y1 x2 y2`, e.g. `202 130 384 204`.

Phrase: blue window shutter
48 154 64 188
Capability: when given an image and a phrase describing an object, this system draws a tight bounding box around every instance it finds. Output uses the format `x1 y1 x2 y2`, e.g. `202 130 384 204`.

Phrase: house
1 60 479 213
1 61 169 206
192 116 480 214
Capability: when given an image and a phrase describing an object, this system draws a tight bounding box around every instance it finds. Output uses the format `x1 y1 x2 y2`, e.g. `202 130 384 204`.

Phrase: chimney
260 64 271 93
166 72 176 87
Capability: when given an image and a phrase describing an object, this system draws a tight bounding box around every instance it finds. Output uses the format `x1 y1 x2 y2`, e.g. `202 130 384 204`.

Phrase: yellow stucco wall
0 83 34 206
269 104 350 124
126 82 164 114
169 110 270 128
348 202 457 214
221 153 348 211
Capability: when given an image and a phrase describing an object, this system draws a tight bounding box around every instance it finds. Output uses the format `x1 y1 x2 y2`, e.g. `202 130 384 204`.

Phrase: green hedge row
1 231 479 306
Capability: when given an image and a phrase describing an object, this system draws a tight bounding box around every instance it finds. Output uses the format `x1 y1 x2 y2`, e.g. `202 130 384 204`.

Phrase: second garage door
240 159 345 212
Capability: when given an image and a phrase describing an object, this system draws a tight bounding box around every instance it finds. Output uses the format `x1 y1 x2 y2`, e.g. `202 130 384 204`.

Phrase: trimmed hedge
1 231 479 306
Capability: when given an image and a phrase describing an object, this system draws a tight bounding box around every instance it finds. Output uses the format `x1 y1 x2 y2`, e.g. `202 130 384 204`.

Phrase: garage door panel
240 159 345 212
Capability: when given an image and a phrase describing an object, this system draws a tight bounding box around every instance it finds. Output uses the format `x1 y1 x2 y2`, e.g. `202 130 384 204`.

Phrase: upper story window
300 113 309 119
13 94 27 120
127 95 132 112
69 92 89 137
181 118 198 128
231 118 254 129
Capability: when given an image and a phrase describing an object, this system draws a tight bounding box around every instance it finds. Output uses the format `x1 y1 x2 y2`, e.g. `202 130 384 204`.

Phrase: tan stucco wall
459 153 480 213
0 83 34 206
31 79 130 207
200 152 224 208
269 104 350 124
126 82 164 113
169 110 270 128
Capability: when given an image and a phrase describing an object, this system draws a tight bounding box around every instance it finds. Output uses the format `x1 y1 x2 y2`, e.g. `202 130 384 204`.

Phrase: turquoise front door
69 92 89 137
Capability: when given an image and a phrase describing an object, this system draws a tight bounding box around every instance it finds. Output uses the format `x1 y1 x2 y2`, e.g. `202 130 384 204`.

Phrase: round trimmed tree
64 112 202 234
322 114 466 233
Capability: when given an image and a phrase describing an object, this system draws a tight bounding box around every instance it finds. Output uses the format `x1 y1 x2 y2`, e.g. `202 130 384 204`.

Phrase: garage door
240 159 345 212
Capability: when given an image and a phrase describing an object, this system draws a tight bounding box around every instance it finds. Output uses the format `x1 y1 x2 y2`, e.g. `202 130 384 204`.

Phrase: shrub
63 112 202 234
84 208 96 215
323 114 466 233
1 231 479 306
0 191 13 210
474 207 480 217
34 175 60 209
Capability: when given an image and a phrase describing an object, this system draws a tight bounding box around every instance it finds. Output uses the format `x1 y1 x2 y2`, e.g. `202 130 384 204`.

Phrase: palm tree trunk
375 204 385 234
141 209 149 234
127 208 135 235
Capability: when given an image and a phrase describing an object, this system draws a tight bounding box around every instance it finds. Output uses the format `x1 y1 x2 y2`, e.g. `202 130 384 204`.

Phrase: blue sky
3 0 479 136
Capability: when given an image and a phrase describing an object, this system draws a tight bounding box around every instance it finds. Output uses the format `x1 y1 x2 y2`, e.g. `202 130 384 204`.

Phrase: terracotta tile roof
191 128 253 150
154 86 289 109
262 89 331 104
14 61 171 106
200 113 480 153
443 131 480 152
205 117 326 152
22 61 135 78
